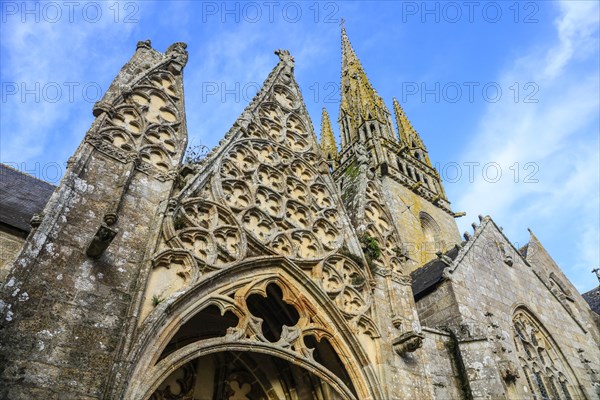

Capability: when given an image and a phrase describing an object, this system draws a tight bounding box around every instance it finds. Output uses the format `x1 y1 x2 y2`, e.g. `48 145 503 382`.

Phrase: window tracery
513 309 576 400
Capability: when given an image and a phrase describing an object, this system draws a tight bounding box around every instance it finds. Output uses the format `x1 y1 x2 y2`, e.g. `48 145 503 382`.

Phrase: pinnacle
393 97 426 151
320 108 337 161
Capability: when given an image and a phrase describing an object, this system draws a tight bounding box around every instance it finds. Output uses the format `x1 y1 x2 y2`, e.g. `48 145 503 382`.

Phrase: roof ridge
0 162 57 188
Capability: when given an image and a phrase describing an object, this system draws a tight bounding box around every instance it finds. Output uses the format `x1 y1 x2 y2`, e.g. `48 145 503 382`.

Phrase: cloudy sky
1 1 598 292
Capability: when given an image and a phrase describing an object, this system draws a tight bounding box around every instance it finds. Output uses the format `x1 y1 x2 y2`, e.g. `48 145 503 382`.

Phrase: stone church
0 28 599 400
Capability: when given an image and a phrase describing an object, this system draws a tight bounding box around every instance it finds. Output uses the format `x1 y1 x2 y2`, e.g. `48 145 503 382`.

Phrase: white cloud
454 0 600 292
1 4 139 165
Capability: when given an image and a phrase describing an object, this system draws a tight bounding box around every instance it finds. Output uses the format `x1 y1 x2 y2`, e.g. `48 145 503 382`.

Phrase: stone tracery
91 69 184 177
140 271 371 400
134 47 382 400
512 309 577 400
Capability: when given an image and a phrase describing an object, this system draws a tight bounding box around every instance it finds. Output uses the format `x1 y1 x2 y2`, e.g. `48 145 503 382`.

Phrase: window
419 212 442 263
512 309 578 400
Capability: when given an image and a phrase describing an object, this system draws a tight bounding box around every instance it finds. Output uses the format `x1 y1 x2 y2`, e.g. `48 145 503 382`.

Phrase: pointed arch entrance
122 258 381 400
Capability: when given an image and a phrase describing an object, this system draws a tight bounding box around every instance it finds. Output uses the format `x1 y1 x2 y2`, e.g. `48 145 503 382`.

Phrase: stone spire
393 97 431 166
333 26 458 254
319 107 337 163
339 26 394 148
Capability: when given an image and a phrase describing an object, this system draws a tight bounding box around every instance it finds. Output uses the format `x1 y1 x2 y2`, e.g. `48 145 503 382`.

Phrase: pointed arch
120 257 382 400
511 305 583 399
419 211 443 263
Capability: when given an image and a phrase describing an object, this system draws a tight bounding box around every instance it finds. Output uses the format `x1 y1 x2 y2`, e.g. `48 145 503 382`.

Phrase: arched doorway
150 351 345 400
121 259 381 400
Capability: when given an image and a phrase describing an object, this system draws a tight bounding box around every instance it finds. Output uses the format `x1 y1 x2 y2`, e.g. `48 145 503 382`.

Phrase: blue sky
1 1 598 292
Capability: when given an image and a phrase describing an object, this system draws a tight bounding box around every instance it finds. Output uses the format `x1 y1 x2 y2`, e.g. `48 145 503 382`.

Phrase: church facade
0 29 598 399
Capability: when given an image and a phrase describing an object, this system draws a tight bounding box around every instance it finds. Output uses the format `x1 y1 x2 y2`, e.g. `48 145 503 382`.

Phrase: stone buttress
0 40 189 399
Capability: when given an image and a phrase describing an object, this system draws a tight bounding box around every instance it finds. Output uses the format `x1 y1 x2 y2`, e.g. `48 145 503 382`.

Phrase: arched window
512 308 579 400
419 212 442 263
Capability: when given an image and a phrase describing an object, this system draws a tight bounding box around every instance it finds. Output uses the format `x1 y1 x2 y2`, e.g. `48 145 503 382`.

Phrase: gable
445 216 591 334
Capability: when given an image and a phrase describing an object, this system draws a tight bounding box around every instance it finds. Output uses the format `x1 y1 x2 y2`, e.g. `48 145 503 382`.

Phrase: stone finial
463 231 471 241
393 97 426 152
136 39 152 50
471 222 478 231
319 108 338 163
274 49 294 65
167 42 189 73
593 268 600 284
478 214 484 222
339 26 387 130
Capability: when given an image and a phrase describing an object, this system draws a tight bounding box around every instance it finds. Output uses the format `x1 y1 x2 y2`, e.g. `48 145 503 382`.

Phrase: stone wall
381 177 461 268
421 327 468 399
415 280 459 328
0 41 188 399
416 218 600 399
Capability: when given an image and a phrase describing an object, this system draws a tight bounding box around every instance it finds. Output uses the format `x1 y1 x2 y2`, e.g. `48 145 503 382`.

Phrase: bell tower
331 26 461 269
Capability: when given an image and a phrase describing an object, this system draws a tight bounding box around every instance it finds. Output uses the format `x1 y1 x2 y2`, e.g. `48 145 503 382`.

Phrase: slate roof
0 163 56 233
582 286 600 315
411 245 460 300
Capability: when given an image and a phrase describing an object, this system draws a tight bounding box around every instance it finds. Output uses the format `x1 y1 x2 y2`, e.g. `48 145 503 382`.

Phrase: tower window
415 151 421 160
419 212 442 263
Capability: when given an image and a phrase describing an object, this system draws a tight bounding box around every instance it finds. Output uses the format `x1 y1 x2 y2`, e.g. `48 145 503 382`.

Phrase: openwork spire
340 26 388 129
319 107 337 162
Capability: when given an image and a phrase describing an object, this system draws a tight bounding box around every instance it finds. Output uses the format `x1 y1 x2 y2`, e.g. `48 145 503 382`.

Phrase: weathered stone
0 28 598 400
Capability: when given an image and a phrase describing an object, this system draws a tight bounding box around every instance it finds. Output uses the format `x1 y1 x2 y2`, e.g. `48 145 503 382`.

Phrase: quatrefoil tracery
319 256 370 318
216 127 341 261
171 199 246 268
95 70 182 172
